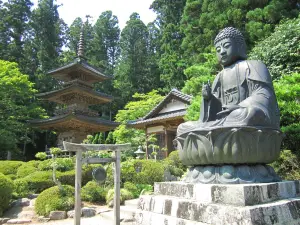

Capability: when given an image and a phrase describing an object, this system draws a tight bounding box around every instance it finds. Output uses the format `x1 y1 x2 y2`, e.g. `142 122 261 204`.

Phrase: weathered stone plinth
135 181 300 225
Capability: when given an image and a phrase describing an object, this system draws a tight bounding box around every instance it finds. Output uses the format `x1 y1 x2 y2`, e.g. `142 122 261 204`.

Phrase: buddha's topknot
214 27 245 46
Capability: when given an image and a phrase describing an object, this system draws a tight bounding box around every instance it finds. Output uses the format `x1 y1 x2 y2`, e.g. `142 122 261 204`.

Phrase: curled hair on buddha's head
214 27 247 60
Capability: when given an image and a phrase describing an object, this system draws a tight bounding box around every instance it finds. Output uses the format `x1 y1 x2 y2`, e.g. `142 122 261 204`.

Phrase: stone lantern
134 146 145 159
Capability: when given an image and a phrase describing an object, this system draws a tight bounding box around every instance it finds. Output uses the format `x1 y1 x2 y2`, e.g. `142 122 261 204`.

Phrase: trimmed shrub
136 184 153 195
124 182 139 198
106 159 164 187
58 170 75 186
163 150 186 178
7 174 17 180
0 173 14 216
0 161 24 175
17 164 37 178
26 160 40 168
105 188 134 206
13 179 30 198
38 158 74 172
271 150 300 180
21 171 55 193
81 181 107 203
35 185 75 216
132 160 164 185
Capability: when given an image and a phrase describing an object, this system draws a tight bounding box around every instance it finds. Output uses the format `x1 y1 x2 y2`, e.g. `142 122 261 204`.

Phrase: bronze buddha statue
176 27 282 184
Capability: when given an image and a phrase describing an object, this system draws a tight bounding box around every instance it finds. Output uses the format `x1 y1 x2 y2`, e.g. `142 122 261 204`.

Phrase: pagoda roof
36 82 113 105
47 58 112 83
128 89 192 129
29 113 119 132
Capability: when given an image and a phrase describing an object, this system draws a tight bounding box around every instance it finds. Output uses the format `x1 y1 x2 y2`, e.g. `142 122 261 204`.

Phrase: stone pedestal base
136 181 300 225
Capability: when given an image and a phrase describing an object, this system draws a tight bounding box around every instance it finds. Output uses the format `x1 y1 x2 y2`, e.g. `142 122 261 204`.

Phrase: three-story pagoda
30 32 118 145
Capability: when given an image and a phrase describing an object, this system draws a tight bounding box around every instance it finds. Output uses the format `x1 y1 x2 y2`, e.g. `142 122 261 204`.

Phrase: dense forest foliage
0 0 299 159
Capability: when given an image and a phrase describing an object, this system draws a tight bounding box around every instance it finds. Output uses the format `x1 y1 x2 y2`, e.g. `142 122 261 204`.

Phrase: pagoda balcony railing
54 106 98 117
63 79 92 89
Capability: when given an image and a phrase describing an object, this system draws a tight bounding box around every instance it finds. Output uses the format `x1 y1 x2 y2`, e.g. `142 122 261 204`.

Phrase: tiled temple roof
128 89 192 128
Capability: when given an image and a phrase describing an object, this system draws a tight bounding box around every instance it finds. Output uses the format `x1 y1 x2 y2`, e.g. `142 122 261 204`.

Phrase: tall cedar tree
114 13 151 106
151 0 187 91
0 0 33 68
90 11 120 119
31 0 67 93
181 0 300 65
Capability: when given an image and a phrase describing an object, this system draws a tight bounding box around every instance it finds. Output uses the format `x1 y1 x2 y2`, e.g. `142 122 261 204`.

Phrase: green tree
114 13 151 105
151 0 187 90
90 11 120 74
273 73 300 152
180 0 300 65
0 60 45 158
90 11 120 118
0 0 33 66
249 16 300 79
113 90 163 148
31 0 67 92
182 51 219 121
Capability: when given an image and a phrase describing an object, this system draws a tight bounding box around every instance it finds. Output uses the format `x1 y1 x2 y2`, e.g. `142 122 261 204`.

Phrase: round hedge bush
13 179 30 198
105 188 134 206
0 173 14 216
38 158 74 172
124 182 139 198
81 181 107 203
21 171 55 193
35 185 75 216
0 161 24 175
17 164 37 178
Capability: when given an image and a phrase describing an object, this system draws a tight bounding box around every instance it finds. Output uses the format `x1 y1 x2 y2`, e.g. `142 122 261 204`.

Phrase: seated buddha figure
176 27 282 183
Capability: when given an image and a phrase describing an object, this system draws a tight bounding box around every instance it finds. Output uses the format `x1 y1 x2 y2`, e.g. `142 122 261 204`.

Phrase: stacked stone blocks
136 181 300 225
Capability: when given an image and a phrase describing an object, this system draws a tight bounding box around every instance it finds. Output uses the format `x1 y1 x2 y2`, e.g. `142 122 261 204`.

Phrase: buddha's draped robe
178 60 280 136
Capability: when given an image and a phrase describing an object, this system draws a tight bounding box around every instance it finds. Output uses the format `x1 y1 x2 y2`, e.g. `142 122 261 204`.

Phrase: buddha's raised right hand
202 81 212 100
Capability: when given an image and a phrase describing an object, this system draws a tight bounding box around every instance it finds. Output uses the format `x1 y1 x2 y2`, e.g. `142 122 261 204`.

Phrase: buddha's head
214 27 247 67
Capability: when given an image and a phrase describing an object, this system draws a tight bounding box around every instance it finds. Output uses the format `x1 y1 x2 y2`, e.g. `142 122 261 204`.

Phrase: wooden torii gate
63 141 131 225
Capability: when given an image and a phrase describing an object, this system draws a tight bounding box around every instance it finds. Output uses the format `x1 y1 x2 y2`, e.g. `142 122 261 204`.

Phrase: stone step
124 198 139 208
99 205 137 222
154 181 300 206
135 211 208 225
138 194 300 225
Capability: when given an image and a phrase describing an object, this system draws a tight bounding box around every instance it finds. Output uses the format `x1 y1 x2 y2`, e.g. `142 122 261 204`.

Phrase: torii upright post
63 142 130 225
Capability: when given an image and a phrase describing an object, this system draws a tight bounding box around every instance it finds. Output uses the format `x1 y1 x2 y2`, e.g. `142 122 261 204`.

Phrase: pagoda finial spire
77 26 85 59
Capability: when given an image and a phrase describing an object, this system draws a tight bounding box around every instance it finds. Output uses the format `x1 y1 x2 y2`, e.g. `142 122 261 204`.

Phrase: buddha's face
215 38 239 67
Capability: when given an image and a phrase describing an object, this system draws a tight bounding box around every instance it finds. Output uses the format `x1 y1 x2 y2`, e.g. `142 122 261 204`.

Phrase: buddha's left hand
216 105 242 117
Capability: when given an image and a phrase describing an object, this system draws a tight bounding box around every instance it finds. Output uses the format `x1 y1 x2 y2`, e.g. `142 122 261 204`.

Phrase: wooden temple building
129 89 192 159
30 32 118 147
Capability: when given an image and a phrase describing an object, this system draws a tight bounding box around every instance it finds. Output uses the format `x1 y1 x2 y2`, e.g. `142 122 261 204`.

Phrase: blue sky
32 0 157 29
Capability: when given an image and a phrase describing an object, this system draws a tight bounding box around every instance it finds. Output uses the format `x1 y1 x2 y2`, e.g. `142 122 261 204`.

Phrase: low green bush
133 160 164 185
58 170 75 186
7 174 17 180
124 182 139 198
106 159 164 187
271 150 300 180
35 185 75 216
17 164 37 178
105 188 134 206
58 165 98 187
0 173 14 216
0 161 24 175
136 184 153 195
81 181 107 203
163 150 186 178
13 179 30 198
26 160 41 168
20 171 55 193
38 158 74 172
